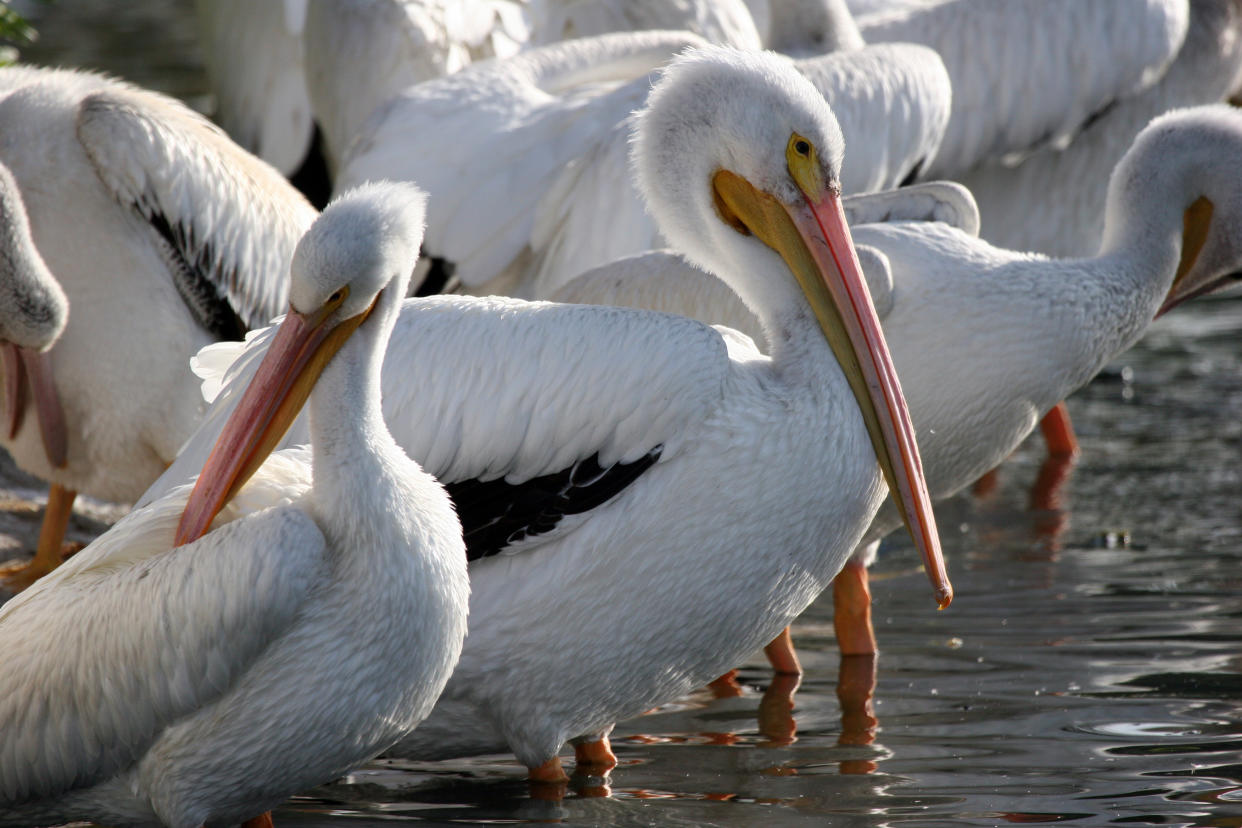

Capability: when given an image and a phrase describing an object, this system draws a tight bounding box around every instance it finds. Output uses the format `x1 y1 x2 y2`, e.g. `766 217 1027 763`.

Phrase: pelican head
0 162 69 467
0 165 68 352
1103 105 1242 316
633 47 847 313
633 46 950 608
176 181 427 546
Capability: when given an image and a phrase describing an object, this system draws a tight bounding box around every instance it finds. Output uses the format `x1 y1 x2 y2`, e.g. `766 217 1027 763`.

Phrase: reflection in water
19 3 1242 826
837 655 879 775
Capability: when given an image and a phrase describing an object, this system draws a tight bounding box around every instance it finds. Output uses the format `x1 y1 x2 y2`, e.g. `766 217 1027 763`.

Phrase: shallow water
13 4 1242 826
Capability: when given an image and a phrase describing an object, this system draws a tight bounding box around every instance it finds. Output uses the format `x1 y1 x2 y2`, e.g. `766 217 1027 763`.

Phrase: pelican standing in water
0 182 469 828
147 46 949 782
556 104 1242 661
0 66 315 592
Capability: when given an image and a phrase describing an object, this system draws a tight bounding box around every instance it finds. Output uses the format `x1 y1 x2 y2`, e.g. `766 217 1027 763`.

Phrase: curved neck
307 285 406 528
1010 195 1184 395
1091 176 1189 350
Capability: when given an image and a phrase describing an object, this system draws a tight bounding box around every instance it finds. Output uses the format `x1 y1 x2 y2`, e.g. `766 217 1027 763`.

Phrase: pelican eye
326 285 350 308
786 133 824 201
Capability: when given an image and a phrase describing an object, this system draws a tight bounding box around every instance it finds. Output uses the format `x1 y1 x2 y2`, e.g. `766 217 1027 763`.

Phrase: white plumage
527 0 764 48
340 32 950 297
0 182 469 827
195 0 314 177
960 0 1242 257
765 0 865 54
145 46 948 776
303 0 529 174
857 0 1191 176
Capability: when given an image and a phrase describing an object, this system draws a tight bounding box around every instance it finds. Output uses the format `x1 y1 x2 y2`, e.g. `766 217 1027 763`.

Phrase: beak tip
936 587 953 610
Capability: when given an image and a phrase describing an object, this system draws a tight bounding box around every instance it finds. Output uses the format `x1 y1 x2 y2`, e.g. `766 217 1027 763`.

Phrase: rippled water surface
16 3 1242 826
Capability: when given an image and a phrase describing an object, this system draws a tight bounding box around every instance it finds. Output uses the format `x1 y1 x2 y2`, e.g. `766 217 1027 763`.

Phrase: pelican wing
796 43 951 194
859 0 1191 176
75 85 316 336
0 451 322 803
523 111 662 297
143 297 732 557
195 0 313 175
338 31 705 296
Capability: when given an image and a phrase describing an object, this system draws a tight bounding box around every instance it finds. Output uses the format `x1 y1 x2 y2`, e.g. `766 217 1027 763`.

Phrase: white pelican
144 46 950 781
554 103 1242 659
856 0 1192 177
340 32 949 297
0 66 314 592
0 182 469 827
960 0 1242 258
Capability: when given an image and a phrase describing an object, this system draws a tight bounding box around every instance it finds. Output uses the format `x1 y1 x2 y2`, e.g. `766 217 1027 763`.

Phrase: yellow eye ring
326 284 350 309
786 133 825 202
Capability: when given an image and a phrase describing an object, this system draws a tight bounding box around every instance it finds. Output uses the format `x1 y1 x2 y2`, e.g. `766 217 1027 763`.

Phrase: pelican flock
145 45 950 780
2 0 1241 820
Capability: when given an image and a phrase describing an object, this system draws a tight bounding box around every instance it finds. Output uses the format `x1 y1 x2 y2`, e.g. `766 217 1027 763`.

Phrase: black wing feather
447 446 663 561
147 210 246 341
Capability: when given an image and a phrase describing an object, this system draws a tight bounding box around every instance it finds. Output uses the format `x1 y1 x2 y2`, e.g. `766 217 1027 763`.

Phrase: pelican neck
306 286 406 522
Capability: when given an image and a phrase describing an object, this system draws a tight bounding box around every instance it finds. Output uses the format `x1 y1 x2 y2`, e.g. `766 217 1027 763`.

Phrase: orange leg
0 483 77 592
707 668 744 698
832 557 876 656
1039 401 1080 458
528 755 570 800
571 735 616 797
529 755 570 784
763 626 803 675
573 735 617 773
241 813 274 828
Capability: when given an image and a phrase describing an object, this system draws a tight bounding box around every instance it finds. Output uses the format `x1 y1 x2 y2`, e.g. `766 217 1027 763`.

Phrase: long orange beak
2 342 67 469
714 170 951 609
174 296 372 547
